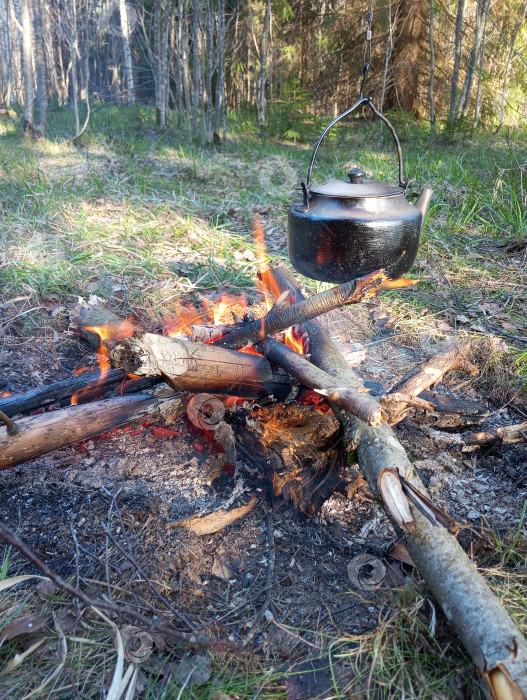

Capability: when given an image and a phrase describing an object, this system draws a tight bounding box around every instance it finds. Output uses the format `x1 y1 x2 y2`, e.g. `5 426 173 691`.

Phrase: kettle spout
415 188 433 232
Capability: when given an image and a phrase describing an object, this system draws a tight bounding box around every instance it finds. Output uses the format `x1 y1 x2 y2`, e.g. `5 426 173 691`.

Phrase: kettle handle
304 97 407 199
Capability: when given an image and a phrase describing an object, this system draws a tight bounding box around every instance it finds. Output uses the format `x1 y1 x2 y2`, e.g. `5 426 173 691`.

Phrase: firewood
383 343 479 424
419 422 527 451
111 332 295 400
0 369 156 418
263 265 527 697
69 296 135 349
214 270 417 350
0 394 160 471
255 337 385 426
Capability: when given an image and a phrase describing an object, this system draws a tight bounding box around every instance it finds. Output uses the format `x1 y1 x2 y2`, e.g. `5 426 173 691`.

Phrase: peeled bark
112 332 295 400
263 265 527 697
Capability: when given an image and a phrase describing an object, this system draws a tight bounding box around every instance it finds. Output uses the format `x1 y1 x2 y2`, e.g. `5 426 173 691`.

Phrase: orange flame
71 318 136 405
283 326 304 354
1 391 11 397
253 215 269 273
165 302 203 337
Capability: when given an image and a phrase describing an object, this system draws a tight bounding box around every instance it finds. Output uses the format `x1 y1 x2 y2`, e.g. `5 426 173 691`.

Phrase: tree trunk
0 0 12 107
448 0 465 121
213 0 225 144
191 0 200 141
428 0 435 126
457 0 490 119
119 0 135 103
386 0 426 117
69 0 79 134
21 0 34 135
472 0 489 128
204 0 213 144
498 0 527 130
258 0 271 136
32 0 47 137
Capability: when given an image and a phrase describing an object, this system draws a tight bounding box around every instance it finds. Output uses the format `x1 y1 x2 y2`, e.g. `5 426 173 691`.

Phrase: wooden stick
111 332 295 400
420 422 527 451
0 369 157 418
383 343 479 424
263 265 527 697
255 337 385 426
214 270 417 349
0 394 160 471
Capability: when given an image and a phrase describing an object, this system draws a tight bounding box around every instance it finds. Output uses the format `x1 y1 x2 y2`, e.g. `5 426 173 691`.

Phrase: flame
166 294 250 337
253 215 269 273
202 292 249 325
283 326 304 354
165 302 203 337
71 318 135 405
0 391 11 397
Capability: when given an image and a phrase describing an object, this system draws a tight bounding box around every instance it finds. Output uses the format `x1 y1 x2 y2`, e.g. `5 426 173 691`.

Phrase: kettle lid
309 168 404 198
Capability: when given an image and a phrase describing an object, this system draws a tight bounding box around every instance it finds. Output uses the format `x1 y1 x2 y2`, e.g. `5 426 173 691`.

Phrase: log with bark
262 265 527 699
0 394 171 470
213 270 417 349
111 332 296 400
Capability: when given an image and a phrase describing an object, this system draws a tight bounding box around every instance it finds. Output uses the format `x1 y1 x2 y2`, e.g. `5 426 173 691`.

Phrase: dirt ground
1 293 526 697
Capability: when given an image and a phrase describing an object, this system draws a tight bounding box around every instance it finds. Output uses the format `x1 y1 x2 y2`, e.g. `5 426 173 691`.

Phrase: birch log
0 394 160 470
111 332 295 400
263 265 527 698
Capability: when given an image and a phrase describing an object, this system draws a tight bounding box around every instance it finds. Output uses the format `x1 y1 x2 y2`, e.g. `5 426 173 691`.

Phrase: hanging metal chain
359 9 374 98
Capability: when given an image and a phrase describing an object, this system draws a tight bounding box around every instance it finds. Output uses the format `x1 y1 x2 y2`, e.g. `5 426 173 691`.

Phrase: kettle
287 97 433 283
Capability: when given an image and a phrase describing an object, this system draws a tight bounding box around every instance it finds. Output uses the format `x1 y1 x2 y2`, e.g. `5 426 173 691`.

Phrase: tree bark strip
256 336 385 426
0 394 160 471
112 332 295 400
263 265 527 697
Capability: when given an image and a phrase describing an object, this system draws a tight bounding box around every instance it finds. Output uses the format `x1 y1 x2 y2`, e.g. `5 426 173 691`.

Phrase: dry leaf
386 541 415 567
1 615 49 641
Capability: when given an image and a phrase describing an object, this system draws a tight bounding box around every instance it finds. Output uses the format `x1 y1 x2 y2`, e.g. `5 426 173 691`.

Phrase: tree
33 0 48 137
20 0 35 135
119 0 135 102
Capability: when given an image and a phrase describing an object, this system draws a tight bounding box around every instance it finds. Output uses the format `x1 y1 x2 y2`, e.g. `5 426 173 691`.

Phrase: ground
0 107 526 698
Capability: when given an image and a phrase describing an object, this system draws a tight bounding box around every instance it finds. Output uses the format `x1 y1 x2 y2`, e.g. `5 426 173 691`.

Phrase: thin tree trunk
498 0 527 130
428 0 435 126
69 0 79 134
379 0 394 116
448 0 465 121
32 0 47 137
204 0 213 144
472 1 489 128
191 0 200 141
180 0 192 135
458 0 490 118
21 0 34 135
213 0 225 144
0 0 12 106
258 0 270 137
119 0 135 103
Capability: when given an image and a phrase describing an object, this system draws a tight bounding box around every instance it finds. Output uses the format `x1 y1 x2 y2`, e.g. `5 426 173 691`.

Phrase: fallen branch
0 521 230 649
263 265 527 698
256 337 385 426
384 343 479 424
419 422 527 451
0 394 161 471
112 333 295 400
214 270 417 349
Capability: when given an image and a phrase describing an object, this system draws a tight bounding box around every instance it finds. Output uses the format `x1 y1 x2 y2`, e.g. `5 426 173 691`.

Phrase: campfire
1 218 527 698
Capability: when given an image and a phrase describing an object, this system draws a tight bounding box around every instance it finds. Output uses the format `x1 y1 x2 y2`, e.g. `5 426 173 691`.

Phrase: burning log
111 333 296 400
69 297 136 349
383 343 479 424
214 270 417 349
263 265 527 698
0 394 161 471
255 337 385 426
0 369 156 418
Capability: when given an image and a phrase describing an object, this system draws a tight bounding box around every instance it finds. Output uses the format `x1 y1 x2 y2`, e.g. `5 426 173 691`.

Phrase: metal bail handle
302 97 408 206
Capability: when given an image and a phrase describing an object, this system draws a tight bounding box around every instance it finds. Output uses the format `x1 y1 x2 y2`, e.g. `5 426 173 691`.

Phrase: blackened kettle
288 97 433 283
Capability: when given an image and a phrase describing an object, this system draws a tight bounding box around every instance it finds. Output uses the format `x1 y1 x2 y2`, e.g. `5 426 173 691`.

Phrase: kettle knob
348 168 366 184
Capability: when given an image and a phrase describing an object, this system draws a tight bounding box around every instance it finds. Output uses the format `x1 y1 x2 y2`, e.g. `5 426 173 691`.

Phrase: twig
0 520 233 649
244 508 275 645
